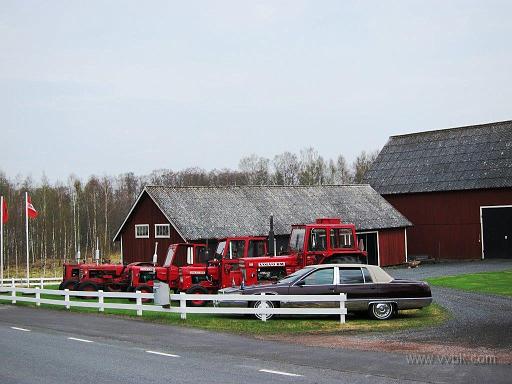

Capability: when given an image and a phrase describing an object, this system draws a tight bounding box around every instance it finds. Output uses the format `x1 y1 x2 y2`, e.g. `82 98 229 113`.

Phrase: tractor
179 218 366 305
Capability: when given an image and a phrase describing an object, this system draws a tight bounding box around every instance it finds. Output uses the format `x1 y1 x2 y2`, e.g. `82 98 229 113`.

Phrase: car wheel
186 286 209 307
370 302 395 320
252 298 275 320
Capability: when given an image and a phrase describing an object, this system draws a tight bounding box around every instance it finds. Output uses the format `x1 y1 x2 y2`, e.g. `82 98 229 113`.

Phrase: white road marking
67 337 93 343
259 369 303 377
146 350 180 358
10 326 31 332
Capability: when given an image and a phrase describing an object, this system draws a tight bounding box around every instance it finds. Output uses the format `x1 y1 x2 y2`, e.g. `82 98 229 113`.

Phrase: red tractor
179 219 366 305
178 236 268 304
241 218 367 286
59 263 82 290
127 243 208 297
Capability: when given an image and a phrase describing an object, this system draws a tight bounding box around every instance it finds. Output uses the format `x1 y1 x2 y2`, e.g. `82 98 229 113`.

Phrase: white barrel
153 281 170 306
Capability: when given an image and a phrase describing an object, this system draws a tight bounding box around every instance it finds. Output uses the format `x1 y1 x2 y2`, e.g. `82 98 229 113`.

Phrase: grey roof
133 185 411 241
364 120 512 195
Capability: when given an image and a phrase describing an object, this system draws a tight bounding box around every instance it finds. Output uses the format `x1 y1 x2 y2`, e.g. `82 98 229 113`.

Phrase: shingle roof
364 120 512 195
128 185 411 241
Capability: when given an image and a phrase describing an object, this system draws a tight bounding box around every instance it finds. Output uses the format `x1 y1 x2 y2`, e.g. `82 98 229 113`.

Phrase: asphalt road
1 306 511 384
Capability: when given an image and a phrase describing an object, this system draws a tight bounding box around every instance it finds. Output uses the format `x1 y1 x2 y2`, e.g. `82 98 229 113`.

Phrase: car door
335 267 377 311
287 267 336 307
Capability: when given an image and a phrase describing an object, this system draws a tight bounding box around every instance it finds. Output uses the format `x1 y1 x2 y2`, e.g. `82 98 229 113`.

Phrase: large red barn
113 185 411 266
364 120 512 260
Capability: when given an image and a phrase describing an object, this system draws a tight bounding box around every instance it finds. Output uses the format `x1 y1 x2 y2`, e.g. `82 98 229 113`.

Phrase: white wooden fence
0 287 347 323
0 277 61 287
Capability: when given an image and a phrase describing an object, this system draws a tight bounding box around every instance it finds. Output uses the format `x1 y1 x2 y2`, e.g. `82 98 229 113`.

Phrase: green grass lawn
426 270 512 297
0 285 449 335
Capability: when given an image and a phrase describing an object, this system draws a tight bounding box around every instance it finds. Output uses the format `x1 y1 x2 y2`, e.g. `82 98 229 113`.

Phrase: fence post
65 289 70 310
339 293 345 324
136 290 142 316
40 277 44 289
98 290 104 313
261 292 267 322
11 286 16 304
11 277 15 287
35 286 41 307
180 292 186 320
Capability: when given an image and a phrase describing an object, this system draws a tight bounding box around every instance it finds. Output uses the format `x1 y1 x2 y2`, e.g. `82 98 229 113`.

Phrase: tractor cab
239 218 367 287
288 218 367 266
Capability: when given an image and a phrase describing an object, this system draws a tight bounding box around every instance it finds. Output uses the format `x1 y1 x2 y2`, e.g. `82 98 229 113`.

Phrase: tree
352 150 380 184
273 152 300 185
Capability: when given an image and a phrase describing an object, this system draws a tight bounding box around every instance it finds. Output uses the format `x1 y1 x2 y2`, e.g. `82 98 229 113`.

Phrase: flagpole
1 196 4 287
26 191 29 286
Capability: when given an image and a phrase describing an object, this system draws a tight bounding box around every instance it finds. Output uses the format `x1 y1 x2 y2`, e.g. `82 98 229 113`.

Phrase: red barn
364 120 512 260
113 185 411 266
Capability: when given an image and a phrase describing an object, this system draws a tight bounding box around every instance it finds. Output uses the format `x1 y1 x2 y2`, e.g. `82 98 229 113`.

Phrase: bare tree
273 152 300 185
352 150 380 184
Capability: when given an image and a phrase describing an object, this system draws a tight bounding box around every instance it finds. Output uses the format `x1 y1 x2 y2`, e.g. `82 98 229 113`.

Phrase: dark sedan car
217 264 432 320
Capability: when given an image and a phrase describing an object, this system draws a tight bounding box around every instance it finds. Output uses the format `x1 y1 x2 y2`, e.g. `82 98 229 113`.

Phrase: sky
1 0 511 182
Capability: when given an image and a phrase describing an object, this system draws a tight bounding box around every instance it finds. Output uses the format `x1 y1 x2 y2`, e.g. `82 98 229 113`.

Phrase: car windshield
289 228 305 252
277 267 314 285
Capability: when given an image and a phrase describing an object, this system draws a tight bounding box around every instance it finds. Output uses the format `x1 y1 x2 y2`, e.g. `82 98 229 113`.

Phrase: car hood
219 282 288 295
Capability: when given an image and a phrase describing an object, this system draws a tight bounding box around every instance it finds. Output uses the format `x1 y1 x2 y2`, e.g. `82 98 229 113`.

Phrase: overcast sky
1 1 511 182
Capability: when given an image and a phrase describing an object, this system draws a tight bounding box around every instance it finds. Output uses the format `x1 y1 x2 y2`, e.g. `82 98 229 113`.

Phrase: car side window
339 268 364 284
301 268 334 285
362 267 373 283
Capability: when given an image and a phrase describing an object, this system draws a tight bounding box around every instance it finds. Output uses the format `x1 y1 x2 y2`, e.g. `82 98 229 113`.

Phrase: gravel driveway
385 259 512 281
381 260 512 349
279 260 512 362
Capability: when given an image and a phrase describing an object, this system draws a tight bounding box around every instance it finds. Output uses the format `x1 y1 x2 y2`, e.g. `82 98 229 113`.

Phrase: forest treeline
0 147 378 275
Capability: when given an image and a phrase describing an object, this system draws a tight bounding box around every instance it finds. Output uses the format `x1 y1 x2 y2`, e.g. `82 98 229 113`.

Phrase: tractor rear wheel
105 284 125 293
186 286 209 307
59 279 78 291
135 284 153 303
77 281 99 299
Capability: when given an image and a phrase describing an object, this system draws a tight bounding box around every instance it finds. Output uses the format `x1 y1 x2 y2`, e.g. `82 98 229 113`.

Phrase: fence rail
0 277 61 287
0 286 347 323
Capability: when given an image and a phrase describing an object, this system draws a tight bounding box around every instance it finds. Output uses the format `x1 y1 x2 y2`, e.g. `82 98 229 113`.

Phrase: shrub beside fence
0 286 347 323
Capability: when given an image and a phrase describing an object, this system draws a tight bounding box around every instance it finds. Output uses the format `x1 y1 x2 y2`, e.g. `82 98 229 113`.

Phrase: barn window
135 224 149 238
155 224 170 238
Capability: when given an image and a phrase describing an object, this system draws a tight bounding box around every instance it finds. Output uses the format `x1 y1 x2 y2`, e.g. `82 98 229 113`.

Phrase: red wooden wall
378 228 406 266
384 188 512 260
119 192 184 265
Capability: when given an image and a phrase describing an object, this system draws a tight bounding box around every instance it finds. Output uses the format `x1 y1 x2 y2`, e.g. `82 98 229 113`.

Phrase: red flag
27 195 38 219
1 198 7 224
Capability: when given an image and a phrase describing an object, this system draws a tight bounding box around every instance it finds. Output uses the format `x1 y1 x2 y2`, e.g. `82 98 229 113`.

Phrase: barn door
482 206 512 259
356 232 379 265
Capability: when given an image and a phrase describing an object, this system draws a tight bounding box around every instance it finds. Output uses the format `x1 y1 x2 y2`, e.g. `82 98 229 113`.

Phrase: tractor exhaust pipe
268 214 275 257
153 242 158 266
95 237 100 265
